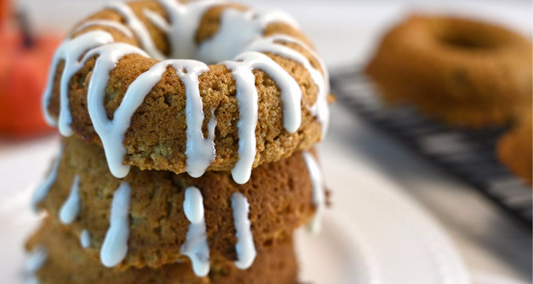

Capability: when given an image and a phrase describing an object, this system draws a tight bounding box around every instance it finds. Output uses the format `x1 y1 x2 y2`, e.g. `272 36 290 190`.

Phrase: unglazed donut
42 0 330 184
365 15 532 128
33 136 323 270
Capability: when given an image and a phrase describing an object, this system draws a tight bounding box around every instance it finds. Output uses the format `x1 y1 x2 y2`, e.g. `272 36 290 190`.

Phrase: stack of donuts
27 0 331 283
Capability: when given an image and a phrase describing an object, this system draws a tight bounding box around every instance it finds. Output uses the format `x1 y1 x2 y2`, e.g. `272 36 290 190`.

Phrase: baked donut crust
43 0 330 183
498 111 532 185
366 15 532 128
26 219 299 284
37 136 319 269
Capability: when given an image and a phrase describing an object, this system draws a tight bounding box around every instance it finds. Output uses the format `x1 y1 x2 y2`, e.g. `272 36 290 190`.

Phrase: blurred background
13 0 533 66
0 0 531 283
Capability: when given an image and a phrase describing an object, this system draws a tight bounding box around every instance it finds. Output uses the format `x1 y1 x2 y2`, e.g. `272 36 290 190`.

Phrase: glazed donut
34 136 324 270
498 111 532 185
26 219 299 284
42 0 330 184
365 15 532 128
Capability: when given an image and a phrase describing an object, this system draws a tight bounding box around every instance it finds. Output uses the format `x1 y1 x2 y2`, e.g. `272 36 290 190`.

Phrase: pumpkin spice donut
42 0 330 184
25 218 299 284
498 111 532 185
33 136 326 271
366 15 532 128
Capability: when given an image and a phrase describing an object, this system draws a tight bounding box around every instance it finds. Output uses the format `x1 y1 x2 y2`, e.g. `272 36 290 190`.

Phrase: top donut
42 0 331 184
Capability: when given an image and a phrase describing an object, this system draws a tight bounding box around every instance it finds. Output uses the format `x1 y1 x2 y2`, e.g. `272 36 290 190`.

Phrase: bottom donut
25 218 299 284
35 137 322 270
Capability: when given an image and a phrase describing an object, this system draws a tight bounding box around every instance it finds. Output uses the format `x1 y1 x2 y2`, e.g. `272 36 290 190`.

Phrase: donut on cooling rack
498 111 532 185
365 14 532 128
42 0 330 184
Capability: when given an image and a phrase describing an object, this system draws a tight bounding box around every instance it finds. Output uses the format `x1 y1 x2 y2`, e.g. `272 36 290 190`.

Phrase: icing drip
246 35 330 136
178 61 217 177
31 146 63 212
235 52 301 133
84 43 149 178
42 31 114 135
25 246 47 284
198 8 298 63
181 186 210 277
59 175 81 224
80 229 91 249
231 192 256 269
70 20 134 38
87 55 214 178
224 51 302 184
159 0 220 60
100 182 131 268
302 151 325 234
26 246 47 273
143 9 170 33
107 2 166 60
223 60 258 185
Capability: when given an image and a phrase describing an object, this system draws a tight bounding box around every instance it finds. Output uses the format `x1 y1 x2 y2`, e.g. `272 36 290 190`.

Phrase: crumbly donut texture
38 136 317 269
26 219 299 284
366 15 532 128
498 111 532 185
45 0 328 174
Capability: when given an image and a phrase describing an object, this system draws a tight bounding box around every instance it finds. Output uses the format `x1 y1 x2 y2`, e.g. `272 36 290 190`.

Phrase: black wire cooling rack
330 66 532 229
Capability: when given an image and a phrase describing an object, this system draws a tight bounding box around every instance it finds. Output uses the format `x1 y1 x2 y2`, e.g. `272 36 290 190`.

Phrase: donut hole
433 21 501 51
439 32 496 50
440 34 493 50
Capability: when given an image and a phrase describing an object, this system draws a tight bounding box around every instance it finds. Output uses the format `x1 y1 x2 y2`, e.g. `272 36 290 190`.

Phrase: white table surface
2 0 532 283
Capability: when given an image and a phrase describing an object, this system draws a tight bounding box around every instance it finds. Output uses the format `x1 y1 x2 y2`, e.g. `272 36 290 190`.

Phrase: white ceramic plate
295 191 471 284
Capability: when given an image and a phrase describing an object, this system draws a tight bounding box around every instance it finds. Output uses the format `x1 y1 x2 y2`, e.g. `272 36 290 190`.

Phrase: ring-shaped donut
366 15 532 128
42 0 330 184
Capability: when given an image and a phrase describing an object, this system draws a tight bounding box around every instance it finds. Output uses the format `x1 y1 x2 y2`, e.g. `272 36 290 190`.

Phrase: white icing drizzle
31 146 64 212
42 31 114 134
224 51 301 184
84 43 149 178
59 175 81 224
26 246 47 273
302 151 325 234
143 9 170 32
246 35 330 136
198 8 298 64
100 182 131 268
223 60 258 185
178 61 217 178
107 2 166 60
88 54 214 178
181 186 210 277
231 192 256 269
71 20 134 38
80 229 91 249
25 246 47 284
158 0 221 60
235 51 302 133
